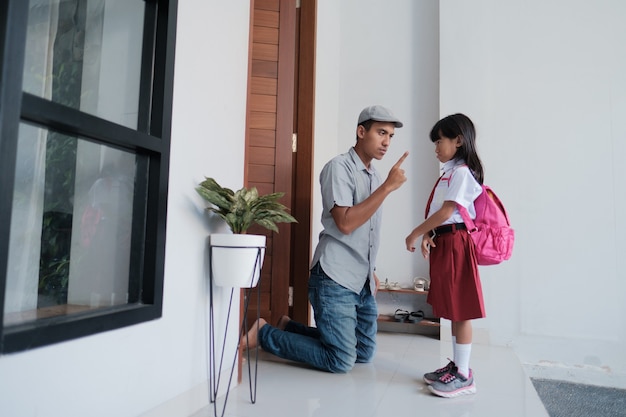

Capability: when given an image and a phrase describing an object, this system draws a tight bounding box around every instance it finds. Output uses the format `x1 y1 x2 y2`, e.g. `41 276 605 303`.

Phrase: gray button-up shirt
310 147 382 294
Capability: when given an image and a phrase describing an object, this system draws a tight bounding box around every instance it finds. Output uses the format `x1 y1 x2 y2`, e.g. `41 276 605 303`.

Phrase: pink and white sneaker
428 367 476 398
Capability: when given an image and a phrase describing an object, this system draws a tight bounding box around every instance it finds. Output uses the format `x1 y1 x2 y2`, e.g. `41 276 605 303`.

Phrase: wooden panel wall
248 0 279 311
249 0 279 195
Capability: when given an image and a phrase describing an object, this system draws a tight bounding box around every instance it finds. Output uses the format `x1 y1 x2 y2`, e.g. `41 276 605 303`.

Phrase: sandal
386 281 402 290
393 309 409 322
408 310 425 323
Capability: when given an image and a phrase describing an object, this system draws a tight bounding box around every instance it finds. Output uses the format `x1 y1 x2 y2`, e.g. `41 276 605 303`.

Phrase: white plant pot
209 233 266 288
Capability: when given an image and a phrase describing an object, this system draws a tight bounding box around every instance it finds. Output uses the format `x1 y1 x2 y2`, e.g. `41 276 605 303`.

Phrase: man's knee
357 341 377 362
324 351 356 373
326 359 354 374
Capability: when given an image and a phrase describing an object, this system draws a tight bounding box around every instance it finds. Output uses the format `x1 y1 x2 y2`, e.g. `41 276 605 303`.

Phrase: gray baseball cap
357 105 403 128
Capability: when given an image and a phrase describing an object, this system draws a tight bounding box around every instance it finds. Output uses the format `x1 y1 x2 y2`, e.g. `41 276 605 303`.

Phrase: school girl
405 113 485 398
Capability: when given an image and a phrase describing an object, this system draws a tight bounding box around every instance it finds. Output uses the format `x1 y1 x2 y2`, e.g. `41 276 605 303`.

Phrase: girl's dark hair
429 113 484 184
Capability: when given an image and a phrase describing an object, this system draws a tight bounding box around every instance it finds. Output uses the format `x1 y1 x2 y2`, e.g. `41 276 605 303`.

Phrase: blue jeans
257 263 378 373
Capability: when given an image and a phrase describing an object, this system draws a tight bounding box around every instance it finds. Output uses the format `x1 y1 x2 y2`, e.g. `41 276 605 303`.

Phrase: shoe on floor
423 359 455 385
428 367 476 398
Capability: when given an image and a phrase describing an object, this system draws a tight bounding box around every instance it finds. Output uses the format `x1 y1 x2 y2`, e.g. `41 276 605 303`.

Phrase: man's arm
332 152 408 235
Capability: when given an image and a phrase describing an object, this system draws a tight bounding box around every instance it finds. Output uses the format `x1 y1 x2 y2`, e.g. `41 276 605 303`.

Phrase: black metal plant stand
207 244 264 417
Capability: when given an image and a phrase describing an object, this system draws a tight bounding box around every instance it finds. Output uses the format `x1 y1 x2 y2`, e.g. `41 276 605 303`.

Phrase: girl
405 113 485 398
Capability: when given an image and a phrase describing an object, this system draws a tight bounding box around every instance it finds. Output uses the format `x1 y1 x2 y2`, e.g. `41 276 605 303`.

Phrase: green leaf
196 177 297 233
196 187 232 211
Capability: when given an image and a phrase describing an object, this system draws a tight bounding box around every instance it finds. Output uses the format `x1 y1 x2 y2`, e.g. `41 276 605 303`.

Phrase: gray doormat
531 378 626 417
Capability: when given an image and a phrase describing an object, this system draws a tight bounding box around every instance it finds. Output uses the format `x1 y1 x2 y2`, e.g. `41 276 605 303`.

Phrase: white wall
313 0 440 281
0 1 252 416
438 0 626 388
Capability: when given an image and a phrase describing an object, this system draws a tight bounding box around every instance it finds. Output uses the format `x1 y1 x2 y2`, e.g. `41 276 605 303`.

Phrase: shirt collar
349 147 375 174
441 158 465 173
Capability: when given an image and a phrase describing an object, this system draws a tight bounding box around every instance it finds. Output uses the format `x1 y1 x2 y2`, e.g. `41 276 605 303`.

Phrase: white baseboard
139 368 237 417
139 381 209 417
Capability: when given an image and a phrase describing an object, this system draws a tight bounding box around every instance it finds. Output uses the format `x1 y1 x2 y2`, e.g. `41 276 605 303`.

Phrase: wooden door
244 0 316 330
244 0 296 328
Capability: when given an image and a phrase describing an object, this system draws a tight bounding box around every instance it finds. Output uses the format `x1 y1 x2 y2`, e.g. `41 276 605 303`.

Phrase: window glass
22 0 145 129
4 123 137 326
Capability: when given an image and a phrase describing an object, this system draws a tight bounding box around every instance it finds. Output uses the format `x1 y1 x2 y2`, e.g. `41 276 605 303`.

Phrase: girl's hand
421 234 436 259
405 231 419 252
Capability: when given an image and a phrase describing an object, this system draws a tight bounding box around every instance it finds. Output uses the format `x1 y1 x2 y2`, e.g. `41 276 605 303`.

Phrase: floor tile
193 332 550 417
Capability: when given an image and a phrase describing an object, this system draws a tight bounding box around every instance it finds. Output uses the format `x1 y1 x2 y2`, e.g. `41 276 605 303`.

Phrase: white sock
451 336 457 362
454 343 472 377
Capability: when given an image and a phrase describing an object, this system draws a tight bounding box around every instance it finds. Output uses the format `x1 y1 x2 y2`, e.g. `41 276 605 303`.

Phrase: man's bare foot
245 318 267 349
277 315 291 330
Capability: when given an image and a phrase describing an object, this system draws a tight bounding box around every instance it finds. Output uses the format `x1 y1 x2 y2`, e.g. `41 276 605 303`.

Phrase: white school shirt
427 159 482 224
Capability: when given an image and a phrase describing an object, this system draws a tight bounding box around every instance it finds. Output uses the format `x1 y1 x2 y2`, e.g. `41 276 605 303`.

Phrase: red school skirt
427 228 485 321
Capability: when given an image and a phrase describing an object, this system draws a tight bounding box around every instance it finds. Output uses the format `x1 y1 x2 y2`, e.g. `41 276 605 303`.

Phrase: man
247 105 408 373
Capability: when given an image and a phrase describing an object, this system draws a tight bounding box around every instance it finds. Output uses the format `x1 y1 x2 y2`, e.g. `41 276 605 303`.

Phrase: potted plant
196 177 297 287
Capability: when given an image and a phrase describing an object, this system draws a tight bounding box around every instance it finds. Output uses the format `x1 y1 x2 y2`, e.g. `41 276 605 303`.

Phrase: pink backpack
427 168 515 266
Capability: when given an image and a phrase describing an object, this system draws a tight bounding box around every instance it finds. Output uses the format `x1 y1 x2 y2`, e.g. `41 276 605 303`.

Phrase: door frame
290 0 316 325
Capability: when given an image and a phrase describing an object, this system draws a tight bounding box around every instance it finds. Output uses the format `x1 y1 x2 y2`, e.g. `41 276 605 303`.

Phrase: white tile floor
193 332 550 417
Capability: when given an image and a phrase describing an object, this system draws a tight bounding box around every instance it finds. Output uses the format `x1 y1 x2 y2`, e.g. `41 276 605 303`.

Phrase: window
0 0 177 353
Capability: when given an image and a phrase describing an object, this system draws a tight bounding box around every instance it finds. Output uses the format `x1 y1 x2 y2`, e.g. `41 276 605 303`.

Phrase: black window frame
0 0 178 353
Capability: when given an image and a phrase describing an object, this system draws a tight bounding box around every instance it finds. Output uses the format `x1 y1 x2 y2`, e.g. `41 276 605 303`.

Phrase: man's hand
383 151 408 192
373 272 380 295
332 151 409 235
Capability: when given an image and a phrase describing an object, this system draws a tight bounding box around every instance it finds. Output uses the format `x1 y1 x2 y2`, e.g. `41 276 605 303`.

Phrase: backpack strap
456 198 477 232
450 164 478 232
428 164 479 232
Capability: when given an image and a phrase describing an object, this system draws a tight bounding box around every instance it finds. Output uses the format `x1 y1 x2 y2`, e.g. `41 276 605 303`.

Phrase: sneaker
428 367 476 398
423 359 455 385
